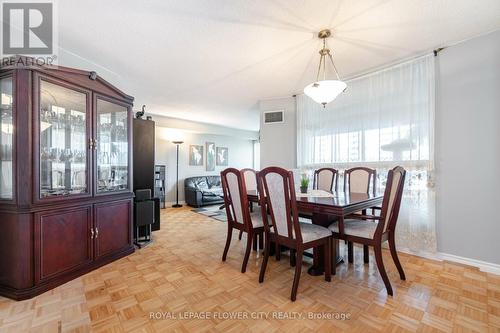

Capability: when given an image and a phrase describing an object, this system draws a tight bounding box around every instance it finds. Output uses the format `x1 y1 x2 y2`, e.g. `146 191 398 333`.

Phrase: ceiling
57 0 500 131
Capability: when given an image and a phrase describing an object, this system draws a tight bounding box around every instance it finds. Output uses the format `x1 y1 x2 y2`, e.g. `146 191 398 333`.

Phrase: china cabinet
0 57 134 300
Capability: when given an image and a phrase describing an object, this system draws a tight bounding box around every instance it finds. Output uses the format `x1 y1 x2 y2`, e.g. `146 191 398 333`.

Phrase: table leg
308 238 342 276
307 213 343 276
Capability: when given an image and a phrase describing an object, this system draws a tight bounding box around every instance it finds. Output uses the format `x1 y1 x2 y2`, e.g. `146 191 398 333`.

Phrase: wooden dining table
247 189 383 276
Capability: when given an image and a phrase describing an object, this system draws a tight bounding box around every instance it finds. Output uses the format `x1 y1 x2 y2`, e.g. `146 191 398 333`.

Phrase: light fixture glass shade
304 80 346 106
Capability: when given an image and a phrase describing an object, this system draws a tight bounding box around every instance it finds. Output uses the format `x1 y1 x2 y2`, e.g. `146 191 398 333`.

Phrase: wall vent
263 110 284 124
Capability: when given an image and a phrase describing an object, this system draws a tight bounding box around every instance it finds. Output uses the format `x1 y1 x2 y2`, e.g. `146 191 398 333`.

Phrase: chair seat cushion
328 219 378 239
250 211 268 228
300 222 331 243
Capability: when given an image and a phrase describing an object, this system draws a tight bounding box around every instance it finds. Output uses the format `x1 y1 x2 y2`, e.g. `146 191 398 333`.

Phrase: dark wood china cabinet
0 58 134 300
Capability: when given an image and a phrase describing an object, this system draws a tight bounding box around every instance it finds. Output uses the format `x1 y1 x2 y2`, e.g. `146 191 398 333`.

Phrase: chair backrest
313 168 338 192
241 168 257 191
344 167 376 194
377 166 406 235
257 167 302 243
220 168 251 231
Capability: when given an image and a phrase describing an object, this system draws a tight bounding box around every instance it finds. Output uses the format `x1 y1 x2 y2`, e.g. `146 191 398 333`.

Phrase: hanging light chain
314 37 342 82
323 40 327 81
315 50 324 82
328 52 341 81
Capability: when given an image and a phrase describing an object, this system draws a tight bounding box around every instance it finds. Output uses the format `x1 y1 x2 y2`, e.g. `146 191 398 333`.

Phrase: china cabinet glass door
0 77 13 199
96 98 129 193
39 80 89 198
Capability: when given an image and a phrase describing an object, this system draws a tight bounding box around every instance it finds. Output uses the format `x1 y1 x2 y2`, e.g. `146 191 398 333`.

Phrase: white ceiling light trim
303 29 346 107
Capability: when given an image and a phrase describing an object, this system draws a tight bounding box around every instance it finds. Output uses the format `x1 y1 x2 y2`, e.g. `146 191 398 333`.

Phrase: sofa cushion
206 176 221 188
202 188 223 196
185 177 209 190
202 194 223 202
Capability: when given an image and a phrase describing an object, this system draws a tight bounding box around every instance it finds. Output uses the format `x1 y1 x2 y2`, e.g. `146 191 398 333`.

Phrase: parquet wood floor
1 207 499 332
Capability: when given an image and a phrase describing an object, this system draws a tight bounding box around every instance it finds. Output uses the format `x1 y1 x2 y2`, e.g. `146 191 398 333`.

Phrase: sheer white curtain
297 54 436 254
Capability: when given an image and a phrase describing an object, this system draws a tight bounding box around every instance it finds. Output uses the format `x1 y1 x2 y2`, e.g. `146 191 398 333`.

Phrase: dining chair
343 167 376 194
238 168 258 241
221 168 265 273
242 168 258 193
298 167 339 221
329 166 406 296
313 167 339 192
257 167 331 301
343 166 377 263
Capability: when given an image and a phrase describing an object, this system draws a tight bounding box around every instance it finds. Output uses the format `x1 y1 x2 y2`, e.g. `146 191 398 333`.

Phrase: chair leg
389 234 406 280
290 249 296 267
222 226 233 261
291 249 303 302
324 239 331 282
275 243 281 261
241 232 253 273
348 241 354 263
253 233 258 251
363 245 369 263
238 230 243 240
374 243 393 296
258 232 264 250
331 238 337 276
259 233 270 283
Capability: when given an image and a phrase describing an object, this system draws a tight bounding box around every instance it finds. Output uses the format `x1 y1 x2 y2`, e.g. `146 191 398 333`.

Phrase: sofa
185 175 224 207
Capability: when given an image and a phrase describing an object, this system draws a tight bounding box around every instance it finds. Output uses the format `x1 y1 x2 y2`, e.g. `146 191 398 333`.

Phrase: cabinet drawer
94 200 132 259
35 206 93 282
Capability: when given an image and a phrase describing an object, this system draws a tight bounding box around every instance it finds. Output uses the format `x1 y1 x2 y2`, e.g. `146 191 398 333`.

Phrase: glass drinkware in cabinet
96 99 129 193
39 80 88 198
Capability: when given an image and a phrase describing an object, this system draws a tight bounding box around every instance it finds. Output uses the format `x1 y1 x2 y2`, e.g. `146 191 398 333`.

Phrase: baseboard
392 247 440 261
395 246 500 275
436 252 500 275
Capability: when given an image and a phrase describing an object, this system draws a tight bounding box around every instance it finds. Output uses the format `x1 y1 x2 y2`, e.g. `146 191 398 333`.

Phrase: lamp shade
303 80 346 106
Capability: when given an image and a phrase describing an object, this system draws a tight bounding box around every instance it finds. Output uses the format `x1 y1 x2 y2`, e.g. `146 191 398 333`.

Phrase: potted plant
300 174 309 194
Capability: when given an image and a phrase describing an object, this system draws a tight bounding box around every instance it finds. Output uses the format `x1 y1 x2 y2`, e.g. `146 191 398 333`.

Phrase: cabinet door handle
95 227 99 238
89 138 94 150
93 139 98 150
90 228 95 239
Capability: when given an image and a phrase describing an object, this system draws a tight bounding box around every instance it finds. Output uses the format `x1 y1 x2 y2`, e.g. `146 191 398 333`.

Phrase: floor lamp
172 141 184 208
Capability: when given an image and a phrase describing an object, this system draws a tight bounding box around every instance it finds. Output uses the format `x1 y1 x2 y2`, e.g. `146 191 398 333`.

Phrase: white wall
153 115 258 140
153 116 256 204
435 29 500 265
259 30 500 266
259 97 297 169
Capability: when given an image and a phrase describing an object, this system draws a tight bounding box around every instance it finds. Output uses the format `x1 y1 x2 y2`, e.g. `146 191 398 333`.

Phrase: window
297 54 436 254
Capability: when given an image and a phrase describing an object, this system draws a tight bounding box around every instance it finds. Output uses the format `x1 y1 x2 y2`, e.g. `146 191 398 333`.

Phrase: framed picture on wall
206 142 215 171
216 147 228 166
189 145 204 166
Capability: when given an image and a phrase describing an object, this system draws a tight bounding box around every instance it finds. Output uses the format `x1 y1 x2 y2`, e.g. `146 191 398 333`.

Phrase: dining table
246 189 383 276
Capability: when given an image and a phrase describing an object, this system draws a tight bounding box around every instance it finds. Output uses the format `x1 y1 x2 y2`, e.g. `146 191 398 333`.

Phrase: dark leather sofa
185 176 224 207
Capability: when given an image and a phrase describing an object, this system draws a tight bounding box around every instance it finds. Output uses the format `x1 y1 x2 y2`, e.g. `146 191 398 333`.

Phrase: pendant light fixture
303 29 346 107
